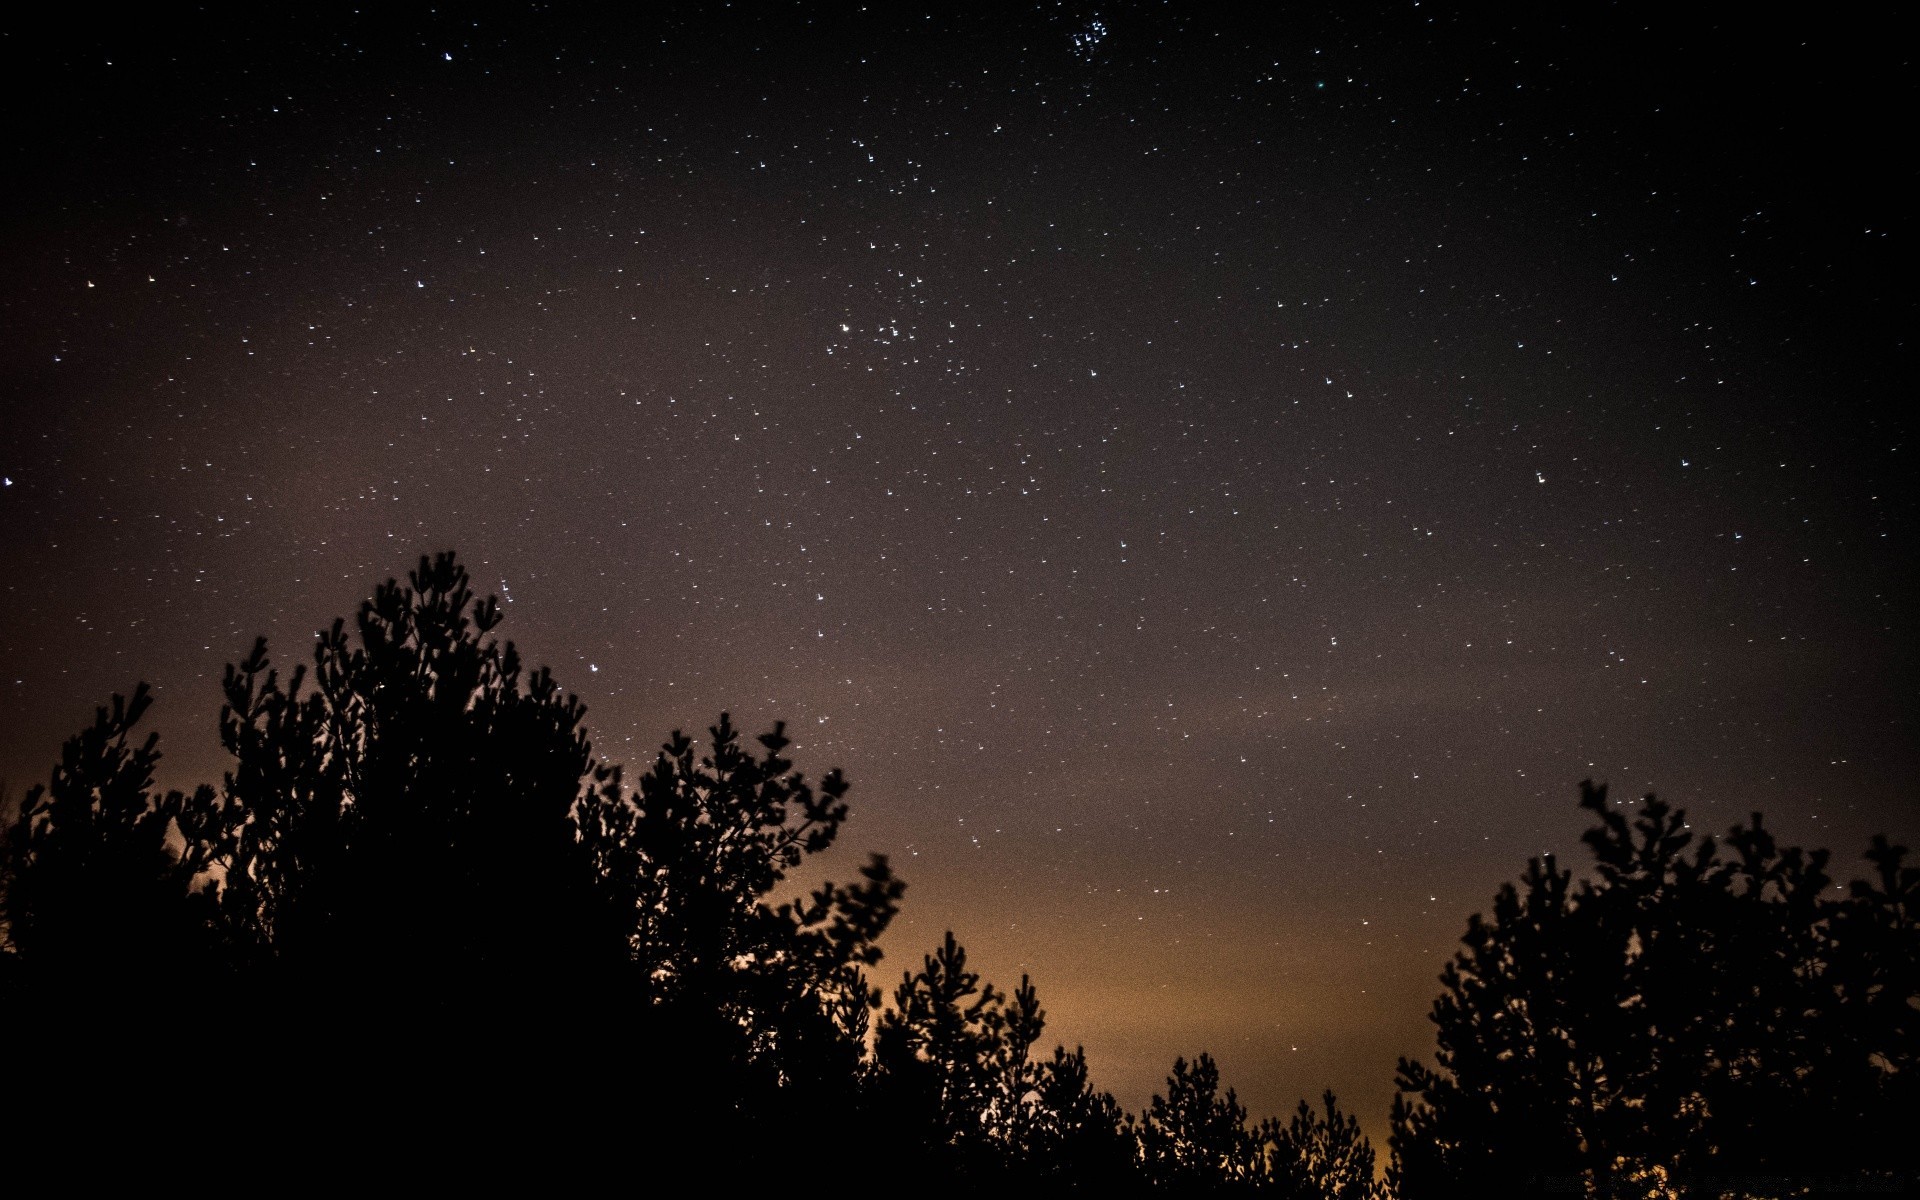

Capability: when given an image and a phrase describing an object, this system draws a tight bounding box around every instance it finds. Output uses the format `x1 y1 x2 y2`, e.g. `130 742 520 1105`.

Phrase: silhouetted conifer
873 930 1014 1170
1141 1052 1265 1191
1028 1044 1142 1188
2 685 212 976
20 554 1904 1191
1261 1090 1385 1200
0 684 225 1146
1 553 905 1163
574 707 903 1140
1390 781 1920 1197
870 931 1156 1188
174 553 631 1130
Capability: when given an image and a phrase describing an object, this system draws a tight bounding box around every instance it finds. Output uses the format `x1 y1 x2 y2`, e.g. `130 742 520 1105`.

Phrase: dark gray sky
2 2 1911 1140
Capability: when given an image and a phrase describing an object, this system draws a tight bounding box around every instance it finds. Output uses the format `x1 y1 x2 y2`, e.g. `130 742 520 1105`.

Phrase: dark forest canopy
2 554 1912 1195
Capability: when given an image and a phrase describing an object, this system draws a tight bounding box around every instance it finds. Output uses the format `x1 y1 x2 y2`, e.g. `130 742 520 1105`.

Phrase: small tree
1262 1090 1383 1200
0 685 226 1118
1027 1044 1141 1188
1140 1052 1264 1191
1 686 212 976
873 930 1014 1164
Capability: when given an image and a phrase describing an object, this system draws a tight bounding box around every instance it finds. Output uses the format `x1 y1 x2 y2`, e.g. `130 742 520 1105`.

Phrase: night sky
2 3 1911 1139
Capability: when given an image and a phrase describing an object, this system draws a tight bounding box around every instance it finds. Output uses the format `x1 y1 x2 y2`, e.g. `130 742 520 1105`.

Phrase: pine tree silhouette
2 685 212 977
1390 781 1920 1197
1262 1090 1386 1200
0 684 226 1149
574 707 904 1142
179 553 630 1129
871 929 1153 1187
1140 1052 1264 1191
1 553 907 1167
17 553 1902 1191
873 929 1012 1169
1027 1044 1142 1189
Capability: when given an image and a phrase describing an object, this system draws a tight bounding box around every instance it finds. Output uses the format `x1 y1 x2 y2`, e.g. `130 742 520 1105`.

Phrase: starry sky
2 3 1911 1139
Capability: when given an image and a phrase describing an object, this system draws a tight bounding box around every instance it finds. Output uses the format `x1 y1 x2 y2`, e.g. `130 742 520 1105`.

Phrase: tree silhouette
1390 781 1920 1197
1 685 212 975
23 552 1904 1190
870 929 1154 1187
1263 1090 1386 1200
1025 1044 1143 1189
178 552 635 1124
572 709 903 1139
1 553 907 1159
0 685 220 1081
1141 1052 1265 1191
872 929 1019 1169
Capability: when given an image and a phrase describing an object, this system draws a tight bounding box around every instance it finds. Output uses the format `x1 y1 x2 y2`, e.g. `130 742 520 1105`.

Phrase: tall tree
1390 781 1920 1197
3 552 907 1160
574 709 903 1135
200 553 627 1076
